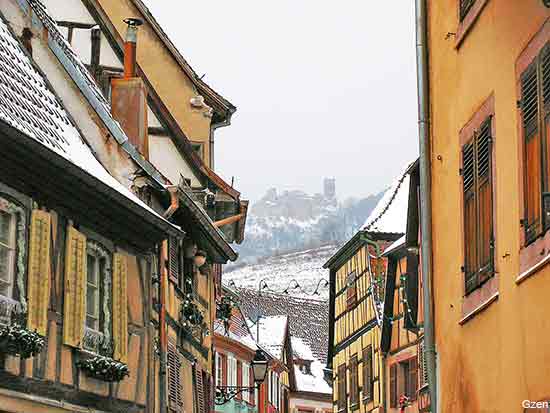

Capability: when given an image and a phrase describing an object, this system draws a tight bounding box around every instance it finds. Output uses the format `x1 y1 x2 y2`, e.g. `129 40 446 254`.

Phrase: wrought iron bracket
215 385 256 405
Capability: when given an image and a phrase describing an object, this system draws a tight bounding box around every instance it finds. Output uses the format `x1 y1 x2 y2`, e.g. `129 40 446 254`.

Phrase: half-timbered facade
0 1 248 413
324 165 412 413
380 161 429 413
0 6 185 412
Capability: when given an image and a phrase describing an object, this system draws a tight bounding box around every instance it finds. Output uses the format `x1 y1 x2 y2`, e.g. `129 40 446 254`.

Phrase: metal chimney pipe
123 18 143 78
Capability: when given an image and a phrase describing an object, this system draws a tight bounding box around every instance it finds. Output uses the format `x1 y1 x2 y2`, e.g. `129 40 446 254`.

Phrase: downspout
415 0 437 412
158 241 168 413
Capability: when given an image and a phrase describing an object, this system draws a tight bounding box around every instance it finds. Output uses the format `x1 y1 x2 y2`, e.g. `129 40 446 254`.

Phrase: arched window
83 241 112 354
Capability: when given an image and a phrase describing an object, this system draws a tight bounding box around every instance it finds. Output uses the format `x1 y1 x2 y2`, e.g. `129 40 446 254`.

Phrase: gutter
415 0 438 410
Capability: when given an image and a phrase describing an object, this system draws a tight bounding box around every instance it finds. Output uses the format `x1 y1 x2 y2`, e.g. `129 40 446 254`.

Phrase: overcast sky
143 1 419 202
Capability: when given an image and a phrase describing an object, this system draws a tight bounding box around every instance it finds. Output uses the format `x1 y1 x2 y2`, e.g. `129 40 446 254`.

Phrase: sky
143 1 419 202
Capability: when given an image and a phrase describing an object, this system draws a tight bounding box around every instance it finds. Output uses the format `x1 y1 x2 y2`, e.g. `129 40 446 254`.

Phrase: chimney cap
123 18 143 27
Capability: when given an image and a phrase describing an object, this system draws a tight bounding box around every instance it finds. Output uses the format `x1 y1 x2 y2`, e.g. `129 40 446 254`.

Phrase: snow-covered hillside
224 244 338 299
234 182 383 264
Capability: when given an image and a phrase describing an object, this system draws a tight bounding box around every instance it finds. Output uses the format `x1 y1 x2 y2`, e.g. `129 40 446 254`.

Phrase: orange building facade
426 1 549 411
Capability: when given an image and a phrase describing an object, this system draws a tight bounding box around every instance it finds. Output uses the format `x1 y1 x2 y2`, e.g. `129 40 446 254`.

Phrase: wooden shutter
463 119 494 294
463 140 478 293
542 46 550 229
63 226 86 347
389 364 397 408
418 340 428 388
195 366 206 413
221 354 227 386
112 253 128 363
346 271 357 309
408 358 418 401
350 356 359 406
477 120 494 284
169 236 180 283
522 62 542 243
168 343 183 412
203 371 212 413
26 210 51 336
459 0 475 21
362 346 373 401
337 364 347 411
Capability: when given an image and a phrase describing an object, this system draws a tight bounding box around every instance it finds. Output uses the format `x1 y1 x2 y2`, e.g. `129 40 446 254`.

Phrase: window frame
0 208 17 299
461 116 495 295
82 236 113 355
517 22 550 283
0 187 30 325
459 95 500 323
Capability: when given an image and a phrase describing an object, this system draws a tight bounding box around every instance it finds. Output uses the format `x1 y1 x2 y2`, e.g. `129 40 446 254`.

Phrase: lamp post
215 349 269 405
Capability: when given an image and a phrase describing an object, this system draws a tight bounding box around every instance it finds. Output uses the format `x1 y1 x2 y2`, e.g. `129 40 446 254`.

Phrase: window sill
516 252 550 285
459 290 498 325
455 0 490 49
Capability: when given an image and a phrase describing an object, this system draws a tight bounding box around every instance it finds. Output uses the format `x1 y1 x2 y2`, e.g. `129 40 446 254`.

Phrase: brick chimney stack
111 18 149 158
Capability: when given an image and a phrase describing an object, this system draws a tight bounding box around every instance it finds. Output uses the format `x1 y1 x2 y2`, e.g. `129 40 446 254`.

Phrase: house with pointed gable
234 288 332 413
323 162 413 413
0 0 249 412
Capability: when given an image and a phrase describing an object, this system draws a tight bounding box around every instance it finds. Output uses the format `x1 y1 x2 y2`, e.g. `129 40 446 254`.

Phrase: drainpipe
163 185 180 219
158 241 168 413
415 0 437 411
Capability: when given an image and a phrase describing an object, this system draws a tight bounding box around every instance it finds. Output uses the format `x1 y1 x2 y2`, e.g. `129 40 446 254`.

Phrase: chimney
111 18 149 158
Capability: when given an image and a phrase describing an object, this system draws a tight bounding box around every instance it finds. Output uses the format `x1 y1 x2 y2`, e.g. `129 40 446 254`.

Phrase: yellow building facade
425 1 549 411
325 167 411 413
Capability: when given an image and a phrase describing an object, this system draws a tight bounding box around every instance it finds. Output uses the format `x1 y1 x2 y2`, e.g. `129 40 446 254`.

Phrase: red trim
455 0 490 49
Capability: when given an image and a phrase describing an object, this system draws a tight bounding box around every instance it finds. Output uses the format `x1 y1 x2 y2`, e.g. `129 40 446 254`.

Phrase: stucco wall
428 1 549 411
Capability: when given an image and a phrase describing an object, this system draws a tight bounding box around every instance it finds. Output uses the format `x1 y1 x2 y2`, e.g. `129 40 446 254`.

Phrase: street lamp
215 349 269 405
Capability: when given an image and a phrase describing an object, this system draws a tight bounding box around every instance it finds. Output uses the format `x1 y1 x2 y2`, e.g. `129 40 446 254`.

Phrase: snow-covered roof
361 163 412 234
252 315 288 359
383 235 406 256
0 17 179 231
236 288 329 363
291 337 332 395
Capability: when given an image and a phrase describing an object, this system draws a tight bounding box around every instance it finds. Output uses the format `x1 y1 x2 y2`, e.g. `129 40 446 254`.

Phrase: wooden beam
213 213 244 228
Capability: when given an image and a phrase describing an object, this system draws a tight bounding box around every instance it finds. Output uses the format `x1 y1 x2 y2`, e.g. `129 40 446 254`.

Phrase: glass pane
87 255 97 285
0 210 11 245
86 315 98 330
0 247 9 281
87 285 97 316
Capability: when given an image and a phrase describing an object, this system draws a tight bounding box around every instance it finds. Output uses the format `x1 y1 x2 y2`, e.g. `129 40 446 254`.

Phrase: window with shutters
521 43 550 246
242 362 250 403
462 117 494 295
82 241 112 354
362 346 373 402
349 355 359 408
346 271 357 309
168 342 183 412
337 363 347 412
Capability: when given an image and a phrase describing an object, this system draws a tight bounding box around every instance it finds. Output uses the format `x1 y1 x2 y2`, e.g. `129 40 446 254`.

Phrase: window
227 355 237 386
521 44 550 245
168 342 183 412
389 364 397 408
346 271 357 309
349 355 359 407
0 208 16 298
389 359 418 407
83 241 112 353
462 117 494 294
169 236 181 286
215 352 223 387
403 358 418 401
459 0 475 21
242 362 250 402
337 363 347 412
362 346 373 402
